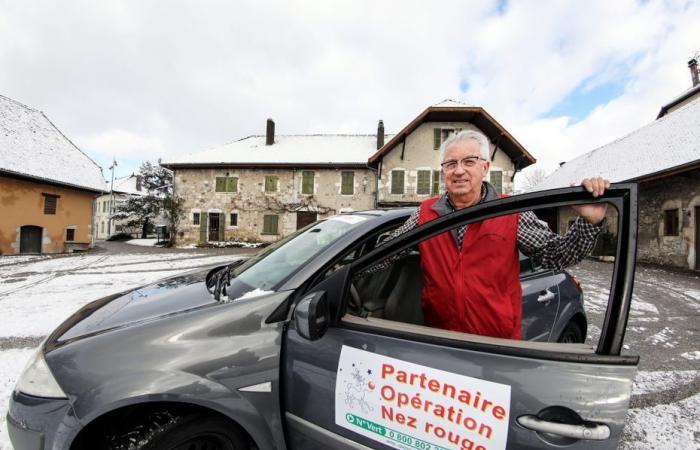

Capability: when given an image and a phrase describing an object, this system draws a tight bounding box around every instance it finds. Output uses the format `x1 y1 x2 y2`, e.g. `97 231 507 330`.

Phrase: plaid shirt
378 183 601 271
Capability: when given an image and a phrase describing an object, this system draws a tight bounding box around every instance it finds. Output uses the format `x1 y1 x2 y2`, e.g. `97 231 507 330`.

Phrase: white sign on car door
335 345 511 450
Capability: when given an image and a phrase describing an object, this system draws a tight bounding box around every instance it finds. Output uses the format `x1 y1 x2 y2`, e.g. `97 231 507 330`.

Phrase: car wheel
103 411 248 450
557 321 584 343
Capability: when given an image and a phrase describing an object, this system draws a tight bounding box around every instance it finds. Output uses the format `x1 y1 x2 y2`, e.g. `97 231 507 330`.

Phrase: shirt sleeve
517 210 602 271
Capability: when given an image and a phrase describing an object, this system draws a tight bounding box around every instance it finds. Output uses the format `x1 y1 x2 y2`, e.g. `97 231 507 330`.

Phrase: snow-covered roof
432 99 472 108
0 95 105 192
533 97 700 191
163 134 388 166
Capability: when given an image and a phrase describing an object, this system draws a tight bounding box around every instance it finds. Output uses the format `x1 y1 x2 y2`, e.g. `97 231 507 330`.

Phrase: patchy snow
644 327 679 348
632 370 699 396
681 351 700 361
125 238 158 247
162 134 382 165
203 240 265 248
533 96 700 191
0 95 105 192
236 288 274 300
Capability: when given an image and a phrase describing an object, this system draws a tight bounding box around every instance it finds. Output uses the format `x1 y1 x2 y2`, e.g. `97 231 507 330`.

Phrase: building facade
93 174 145 239
163 101 535 244
0 95 105 255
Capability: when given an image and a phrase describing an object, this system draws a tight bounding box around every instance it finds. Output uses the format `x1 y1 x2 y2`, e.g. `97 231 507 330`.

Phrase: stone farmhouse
0 95 105 254
535 58 700 270
162 101 535 244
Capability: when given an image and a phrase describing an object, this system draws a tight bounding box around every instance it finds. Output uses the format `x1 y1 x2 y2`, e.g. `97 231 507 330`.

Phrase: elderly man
389 130 608 340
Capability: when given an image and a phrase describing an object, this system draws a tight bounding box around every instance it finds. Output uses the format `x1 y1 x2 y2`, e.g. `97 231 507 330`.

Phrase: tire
103 411 248 450
557 321 584 343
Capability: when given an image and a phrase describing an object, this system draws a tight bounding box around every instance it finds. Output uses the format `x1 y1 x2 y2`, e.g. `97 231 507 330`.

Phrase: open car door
283 184 638 450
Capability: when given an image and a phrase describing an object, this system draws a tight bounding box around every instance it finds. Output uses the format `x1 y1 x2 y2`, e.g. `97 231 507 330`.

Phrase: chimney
266 118 275 145
376 120 385 149
689 58 699 87
559 162 566 167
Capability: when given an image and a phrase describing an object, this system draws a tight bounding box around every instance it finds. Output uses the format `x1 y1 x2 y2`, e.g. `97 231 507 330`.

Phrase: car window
223 215 369 300
345 200 620 351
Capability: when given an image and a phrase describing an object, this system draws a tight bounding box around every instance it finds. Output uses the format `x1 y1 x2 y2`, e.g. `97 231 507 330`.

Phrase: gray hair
439 130 491 163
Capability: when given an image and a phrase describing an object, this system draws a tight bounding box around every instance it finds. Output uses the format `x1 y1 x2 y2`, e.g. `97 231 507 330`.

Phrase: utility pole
108 157 117 236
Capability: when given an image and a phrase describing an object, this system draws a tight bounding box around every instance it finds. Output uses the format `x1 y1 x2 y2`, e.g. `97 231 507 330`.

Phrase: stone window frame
264 175 279 194
228 210 239 229
215 176 239 193
663 208 680 236
65 226 76 242
192 209 202 226
262 214 279 235
301 170 315 195
340 171 354 196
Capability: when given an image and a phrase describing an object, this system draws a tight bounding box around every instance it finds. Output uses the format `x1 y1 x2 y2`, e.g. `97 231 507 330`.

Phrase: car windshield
224 214 368 300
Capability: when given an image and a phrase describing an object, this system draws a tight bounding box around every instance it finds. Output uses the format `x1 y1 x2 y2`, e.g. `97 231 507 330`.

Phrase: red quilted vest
417 196 522 339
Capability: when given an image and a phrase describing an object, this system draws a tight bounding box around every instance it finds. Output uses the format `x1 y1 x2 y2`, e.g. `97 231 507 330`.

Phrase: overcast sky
1 0 698 183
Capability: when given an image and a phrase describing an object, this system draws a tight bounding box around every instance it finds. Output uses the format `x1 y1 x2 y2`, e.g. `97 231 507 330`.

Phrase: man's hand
572 177 610 225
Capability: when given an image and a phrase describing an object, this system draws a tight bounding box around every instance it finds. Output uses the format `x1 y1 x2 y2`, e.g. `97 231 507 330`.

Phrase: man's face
441 138 490 202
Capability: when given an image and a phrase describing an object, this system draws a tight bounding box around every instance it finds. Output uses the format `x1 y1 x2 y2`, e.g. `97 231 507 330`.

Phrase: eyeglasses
440 156 485 171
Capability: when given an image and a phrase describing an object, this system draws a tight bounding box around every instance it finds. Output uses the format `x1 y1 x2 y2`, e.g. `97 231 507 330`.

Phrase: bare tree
518 165 549 192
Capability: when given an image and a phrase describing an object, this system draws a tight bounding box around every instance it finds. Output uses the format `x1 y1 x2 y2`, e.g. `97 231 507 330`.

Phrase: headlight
15 345 67 399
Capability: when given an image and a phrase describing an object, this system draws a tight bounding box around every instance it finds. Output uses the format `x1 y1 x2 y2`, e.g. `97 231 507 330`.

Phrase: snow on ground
631 370 699 396
0 349 34 449
620 392 700 450
124 238 158 246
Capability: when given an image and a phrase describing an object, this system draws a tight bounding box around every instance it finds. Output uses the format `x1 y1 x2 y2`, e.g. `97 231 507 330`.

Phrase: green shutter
263 214 279 234
433 128 441 150
219 213 225 241
490 171 503 194
226 177 238 192
215 177 226 192
199 212 208 242
341 171 354 195
302 171 314 194
432 170 440 195
265 176 278 192
391 170 404 194
417 170 431 195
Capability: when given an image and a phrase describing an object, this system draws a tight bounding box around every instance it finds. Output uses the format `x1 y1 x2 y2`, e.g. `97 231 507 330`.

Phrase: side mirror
295 291 330 341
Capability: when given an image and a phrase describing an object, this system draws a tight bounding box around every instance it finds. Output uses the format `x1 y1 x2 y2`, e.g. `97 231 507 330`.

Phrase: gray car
7 185 638 450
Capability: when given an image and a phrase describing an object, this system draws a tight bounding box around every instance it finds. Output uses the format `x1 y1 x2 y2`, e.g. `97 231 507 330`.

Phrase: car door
282 184 638 450
520 254 561 342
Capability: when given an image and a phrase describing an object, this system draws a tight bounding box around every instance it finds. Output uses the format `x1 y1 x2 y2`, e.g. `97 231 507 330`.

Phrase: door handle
517 414 610 440
537 289 555 303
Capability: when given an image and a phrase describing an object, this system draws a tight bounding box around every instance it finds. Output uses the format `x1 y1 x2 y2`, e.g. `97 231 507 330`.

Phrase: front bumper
7 391 78 450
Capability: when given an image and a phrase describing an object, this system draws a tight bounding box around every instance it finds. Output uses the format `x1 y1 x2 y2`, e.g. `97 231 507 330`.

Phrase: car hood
48 266 227 345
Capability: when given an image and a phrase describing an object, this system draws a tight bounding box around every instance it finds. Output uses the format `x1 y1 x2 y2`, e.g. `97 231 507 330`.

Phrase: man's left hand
572 177 610 225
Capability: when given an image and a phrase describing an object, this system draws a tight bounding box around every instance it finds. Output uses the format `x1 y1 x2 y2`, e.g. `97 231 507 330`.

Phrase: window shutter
226 177 238 192
432 170 440 195
417 171 431 195
263 214 279 234
302 171 314 194
391 170 405 194
265 176 278 192
433 128 441 150
215 177 226 192
341 171 354 195
219 213 225 241
199 212 208 242
490 171 503 194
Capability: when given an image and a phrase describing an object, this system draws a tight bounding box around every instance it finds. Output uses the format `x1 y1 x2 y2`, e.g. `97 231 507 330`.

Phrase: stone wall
174 167 376 244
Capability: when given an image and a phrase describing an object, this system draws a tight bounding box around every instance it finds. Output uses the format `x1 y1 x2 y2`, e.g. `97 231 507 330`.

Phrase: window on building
433 127 463 150
432 170 441 195
215 177 238 193
263 214 279 235
66 228 75 241
115 225 123 232
301 171 314 194
341 171 354 195
193 212 201 225
391 170 405 195
102 201 107 212
230 212 238 226
490 170 503 194
417 170 431 195
265 176 278 193
664 209 679 236
101 222 105 233
43 194 58 215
